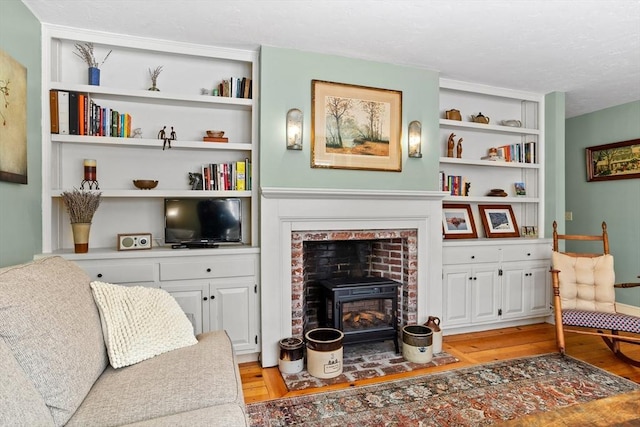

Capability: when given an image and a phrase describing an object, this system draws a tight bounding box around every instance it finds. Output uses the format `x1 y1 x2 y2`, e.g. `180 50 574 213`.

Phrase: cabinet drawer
160 257 255 281
501 244 550 262
443 246 500 265
81 263 157 284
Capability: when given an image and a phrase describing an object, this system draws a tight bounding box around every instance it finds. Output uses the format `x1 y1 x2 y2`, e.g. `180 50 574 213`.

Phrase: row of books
217 77 252 99
201 160 251 191
439 172 471 196
482 142 537 163
49 90 132 137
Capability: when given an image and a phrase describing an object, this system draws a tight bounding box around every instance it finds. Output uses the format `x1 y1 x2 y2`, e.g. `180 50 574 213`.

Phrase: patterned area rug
247 353 639 426
281 340 458 391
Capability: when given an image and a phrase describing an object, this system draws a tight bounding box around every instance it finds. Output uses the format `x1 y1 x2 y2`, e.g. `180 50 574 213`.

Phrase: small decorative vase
148 84 160 91
88 67 100 86
71 223 91 253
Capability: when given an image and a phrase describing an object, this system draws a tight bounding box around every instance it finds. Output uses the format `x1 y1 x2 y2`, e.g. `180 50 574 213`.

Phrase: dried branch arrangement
149 66 164 85
61 189 102 223
73 42 112 68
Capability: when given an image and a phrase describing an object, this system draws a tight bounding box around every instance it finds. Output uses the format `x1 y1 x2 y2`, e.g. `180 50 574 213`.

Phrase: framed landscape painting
586 138 640 182
478 204 520 238
442 203 477 239
311 80 402 172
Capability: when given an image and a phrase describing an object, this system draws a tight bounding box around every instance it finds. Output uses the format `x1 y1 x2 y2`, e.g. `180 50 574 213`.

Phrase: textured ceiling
19 0 640 118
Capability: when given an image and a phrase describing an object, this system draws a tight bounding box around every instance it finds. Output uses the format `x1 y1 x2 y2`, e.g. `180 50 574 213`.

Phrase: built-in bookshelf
41 25 259 253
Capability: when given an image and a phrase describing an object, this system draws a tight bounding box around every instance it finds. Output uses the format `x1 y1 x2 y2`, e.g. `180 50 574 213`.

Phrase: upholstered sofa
0 256 248 426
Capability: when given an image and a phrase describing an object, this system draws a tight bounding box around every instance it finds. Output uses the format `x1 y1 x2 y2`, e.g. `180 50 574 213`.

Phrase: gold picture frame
478 204 520 238
311 80 402 172
442 203 478 239
586 138 640 182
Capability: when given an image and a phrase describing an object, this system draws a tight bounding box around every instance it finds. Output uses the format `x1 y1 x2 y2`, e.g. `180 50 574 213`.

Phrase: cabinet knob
473 277 477 281
97 273 103 278
527 253 531 256
203 297 208 301
211 295 215 299
471 255 475 259
206 268 212 273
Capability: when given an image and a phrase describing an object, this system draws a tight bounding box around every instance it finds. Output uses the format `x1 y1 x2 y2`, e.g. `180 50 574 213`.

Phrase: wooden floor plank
240 323 640 402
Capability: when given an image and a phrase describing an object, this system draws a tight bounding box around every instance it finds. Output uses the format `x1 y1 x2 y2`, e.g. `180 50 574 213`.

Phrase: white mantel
259 187 446 367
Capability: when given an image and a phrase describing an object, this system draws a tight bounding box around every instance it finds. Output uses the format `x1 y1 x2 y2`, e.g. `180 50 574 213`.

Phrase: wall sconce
286 108 303 150
408 120 422 158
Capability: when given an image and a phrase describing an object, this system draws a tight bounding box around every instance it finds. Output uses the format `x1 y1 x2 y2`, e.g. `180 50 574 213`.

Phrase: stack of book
216 77 252 99
491 142 537 163
201 159 251 191
439 171 470 196
50 90 132 138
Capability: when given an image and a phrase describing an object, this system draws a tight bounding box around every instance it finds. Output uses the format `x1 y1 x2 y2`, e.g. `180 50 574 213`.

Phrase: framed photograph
514 182 526 196
0 49 28 184
586 138 640 182
478 204 520 238
311 79 402 172
442 203 478 239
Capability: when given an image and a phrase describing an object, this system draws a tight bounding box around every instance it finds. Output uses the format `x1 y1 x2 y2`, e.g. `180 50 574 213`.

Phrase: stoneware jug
425 316 443 354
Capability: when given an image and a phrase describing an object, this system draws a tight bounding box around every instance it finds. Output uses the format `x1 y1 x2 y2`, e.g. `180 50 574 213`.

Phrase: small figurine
447 133 456 157
158 126 166 140
464 182 471 196
170 126 176 141
456 137 463 158
131 128 143 138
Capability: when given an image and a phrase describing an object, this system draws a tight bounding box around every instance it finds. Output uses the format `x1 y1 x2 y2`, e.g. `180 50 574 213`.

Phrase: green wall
0 0 42 267
544 92 566 241
259 46 440 190
565 101 640 308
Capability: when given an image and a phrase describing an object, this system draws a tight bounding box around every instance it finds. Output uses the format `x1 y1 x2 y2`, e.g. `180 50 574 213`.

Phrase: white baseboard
616 302 640 316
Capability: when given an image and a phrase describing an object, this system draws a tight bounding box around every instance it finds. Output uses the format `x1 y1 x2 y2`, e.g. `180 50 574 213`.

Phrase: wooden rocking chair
551 221 640 367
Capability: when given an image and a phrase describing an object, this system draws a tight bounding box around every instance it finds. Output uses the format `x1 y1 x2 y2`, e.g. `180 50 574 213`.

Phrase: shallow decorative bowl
206 130 225 138
133 180 158 190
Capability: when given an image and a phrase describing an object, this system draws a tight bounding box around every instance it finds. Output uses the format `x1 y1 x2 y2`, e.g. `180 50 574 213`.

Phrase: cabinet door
527 263 551 316
471 264 500 323
211 277 257 353
442 266 472 326
501 265 526 319
161 282 210 336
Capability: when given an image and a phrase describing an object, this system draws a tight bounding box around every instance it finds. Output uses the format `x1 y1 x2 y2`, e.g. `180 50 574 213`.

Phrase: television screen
165 198 242 244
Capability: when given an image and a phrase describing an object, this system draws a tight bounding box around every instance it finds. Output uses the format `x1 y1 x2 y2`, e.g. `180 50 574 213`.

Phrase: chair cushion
0 256 108 426
562 309 640 334
552 251 616 313
90 281 197 368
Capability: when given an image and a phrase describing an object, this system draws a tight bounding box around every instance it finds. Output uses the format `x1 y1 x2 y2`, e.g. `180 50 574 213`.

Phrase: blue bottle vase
88 67 100 86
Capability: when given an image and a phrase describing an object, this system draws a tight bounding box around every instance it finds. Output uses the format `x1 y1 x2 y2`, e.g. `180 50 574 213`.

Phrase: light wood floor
240 323 640 404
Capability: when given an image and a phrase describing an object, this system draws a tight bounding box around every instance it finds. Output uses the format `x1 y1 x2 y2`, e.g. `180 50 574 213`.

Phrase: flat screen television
164 198 242 244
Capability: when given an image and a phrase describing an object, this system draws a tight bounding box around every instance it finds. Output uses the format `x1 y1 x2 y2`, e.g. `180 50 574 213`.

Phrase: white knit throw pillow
90 281 197 368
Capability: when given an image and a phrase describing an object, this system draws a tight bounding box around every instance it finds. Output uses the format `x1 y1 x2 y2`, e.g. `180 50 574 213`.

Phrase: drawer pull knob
206 268 212 273
527 253 531 256
211 295 215 299
97 273 103 278
471 255 475 259
203 297 208 301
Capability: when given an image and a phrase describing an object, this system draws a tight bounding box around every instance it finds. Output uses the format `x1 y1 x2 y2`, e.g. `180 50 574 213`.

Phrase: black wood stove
318 276 400 353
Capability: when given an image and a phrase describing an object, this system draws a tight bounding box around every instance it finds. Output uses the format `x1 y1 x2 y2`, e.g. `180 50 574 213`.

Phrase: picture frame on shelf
521 226 538 238
478 204 520 238
311 79 402 172
585 138 640 182
442 203 478 239
514 182 526 196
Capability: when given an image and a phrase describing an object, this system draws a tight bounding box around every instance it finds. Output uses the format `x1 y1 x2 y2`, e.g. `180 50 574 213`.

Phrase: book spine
57 91 69 135
236 160 246 191
68 91 79 135
78 93 85 135
49 90 59 134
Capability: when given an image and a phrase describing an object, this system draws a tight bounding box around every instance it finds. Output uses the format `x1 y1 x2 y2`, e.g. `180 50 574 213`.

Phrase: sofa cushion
66 330 246 426
0 256 108 426
0 337 55 426
552 251 616 313
122 404 248 426
90 281 197 368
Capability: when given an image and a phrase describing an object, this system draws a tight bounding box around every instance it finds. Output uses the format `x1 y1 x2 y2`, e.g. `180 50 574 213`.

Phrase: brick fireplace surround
260 188 446 367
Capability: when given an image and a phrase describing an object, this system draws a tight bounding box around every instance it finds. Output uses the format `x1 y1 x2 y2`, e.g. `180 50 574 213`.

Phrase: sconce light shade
408 120 422 158
286 108 303 150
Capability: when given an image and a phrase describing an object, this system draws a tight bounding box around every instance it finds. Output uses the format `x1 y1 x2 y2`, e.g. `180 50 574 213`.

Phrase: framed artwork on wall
586 138 640 182
442 203 477 239
478 204 520 238
0 49 28 184
311 79 402 172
